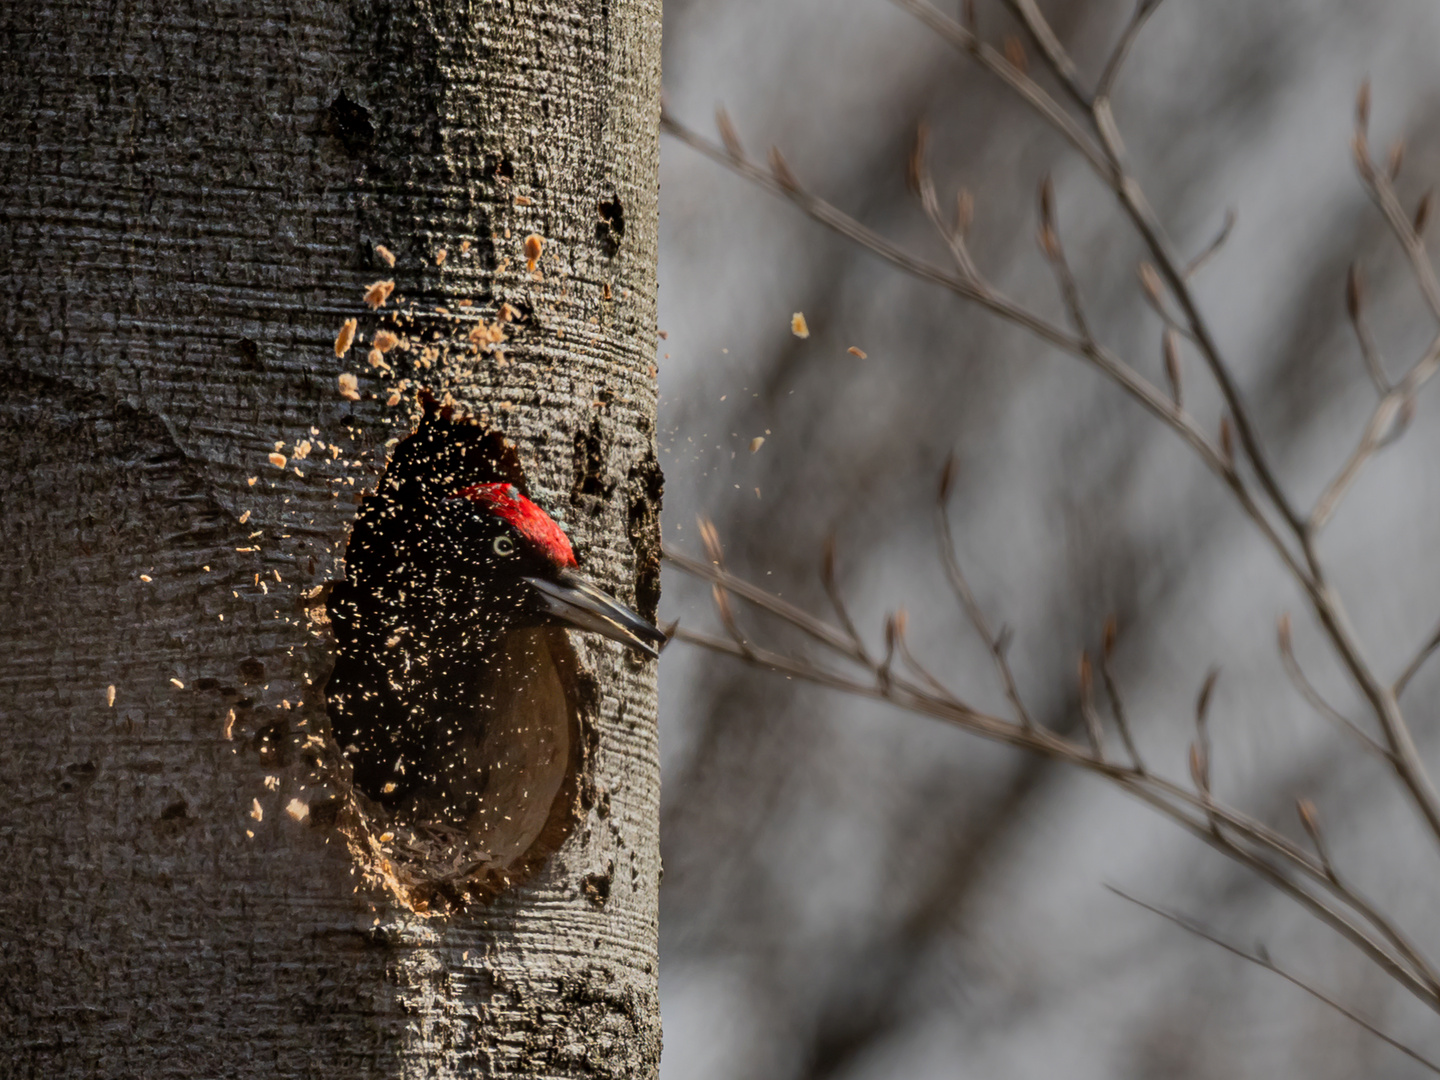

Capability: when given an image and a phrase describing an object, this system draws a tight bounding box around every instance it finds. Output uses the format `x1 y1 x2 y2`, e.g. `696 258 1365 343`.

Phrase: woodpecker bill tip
528 570 667 659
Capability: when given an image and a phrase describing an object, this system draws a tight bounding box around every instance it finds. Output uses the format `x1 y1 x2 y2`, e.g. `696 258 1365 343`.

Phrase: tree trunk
0 0 663 1075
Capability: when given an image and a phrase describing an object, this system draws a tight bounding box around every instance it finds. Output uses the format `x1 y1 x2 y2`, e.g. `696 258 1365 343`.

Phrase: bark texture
0 0 662 1075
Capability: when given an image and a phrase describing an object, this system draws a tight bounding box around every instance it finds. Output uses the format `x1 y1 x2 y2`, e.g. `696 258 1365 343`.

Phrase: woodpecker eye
493 535 516 557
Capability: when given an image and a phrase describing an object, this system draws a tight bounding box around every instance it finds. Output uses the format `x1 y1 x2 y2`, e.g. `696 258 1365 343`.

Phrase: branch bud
1004 35 1027 74
906 122 930 196
697 515 724 566
1388 139 1405 181
1415 190 1432 237
955 187 975 236
938 453 958 503
1138 262 1164 307
716 107 745 161
769 147 800 194
1345 263 1363 322
1189 741 1210 794
1195 666 1220 727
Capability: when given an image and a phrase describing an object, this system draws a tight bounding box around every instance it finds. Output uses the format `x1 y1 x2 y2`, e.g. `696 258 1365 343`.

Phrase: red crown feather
451 482 577 567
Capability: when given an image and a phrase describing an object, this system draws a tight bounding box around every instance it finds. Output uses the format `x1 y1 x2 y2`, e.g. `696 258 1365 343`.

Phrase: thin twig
1182 208 1237 278
1346 264 1391 394
1079 652 1106 758
937 457 1036 729
1395 616 1440 699
1099 620 1146 773
1296 798 1338 883
1109 887 1440 1076
821 534 874 666
1310 329 1440 530
1095 0 1165 103
1277 614 1391 760
1037 174 1095 342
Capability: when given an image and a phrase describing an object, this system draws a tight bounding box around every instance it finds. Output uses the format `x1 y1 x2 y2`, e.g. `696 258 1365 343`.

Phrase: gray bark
0 0 663 1076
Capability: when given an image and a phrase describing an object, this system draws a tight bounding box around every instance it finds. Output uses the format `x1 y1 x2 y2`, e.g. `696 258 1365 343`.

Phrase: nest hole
321 400 595 912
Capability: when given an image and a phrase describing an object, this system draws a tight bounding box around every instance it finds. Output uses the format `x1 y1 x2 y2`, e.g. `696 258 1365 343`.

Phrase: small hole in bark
582 862 613 908
235 337 263 370
323 397 628 911
327 90 374 155
596 195 625 257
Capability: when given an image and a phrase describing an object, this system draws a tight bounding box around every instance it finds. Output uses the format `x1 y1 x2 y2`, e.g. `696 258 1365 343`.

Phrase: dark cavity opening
323 399 592 907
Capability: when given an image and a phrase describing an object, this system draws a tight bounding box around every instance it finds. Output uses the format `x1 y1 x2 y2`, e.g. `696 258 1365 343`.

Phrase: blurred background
652 1 1440 1077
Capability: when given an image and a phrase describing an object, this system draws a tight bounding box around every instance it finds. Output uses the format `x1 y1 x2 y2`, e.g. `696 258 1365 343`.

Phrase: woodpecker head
437 481 666 658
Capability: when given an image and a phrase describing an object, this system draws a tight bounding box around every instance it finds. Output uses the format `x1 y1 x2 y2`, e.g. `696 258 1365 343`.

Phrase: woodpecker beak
527 570 666 659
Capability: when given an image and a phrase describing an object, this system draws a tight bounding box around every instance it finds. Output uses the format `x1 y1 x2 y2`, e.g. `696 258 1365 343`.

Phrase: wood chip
238 509 251 524
364 280 396 308
791 312 810 338
250 798 264 822
847 346 867 359
170 677 185 689
523 233 544 271
106 685 116 707
375 244 396 267
285 799 309 822
338 373 361 401
269 452 287 468
749 437 765 453
435 248 447 266
373 330 399 353
334 318 357 358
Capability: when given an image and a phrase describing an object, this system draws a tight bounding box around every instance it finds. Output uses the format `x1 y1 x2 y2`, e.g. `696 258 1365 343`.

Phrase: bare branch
666 554 1440 1007
1095 0 1165 104
666 542 869 664
1396 616 1440 699
1309 330 1440 530
821 534 874 666
937 458 1036 729
1353 91 1440 320
1110 887 1440 1076
890 0 1111 176
1037 174 1094 342
1277 614 1391 760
